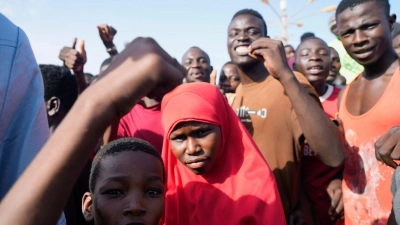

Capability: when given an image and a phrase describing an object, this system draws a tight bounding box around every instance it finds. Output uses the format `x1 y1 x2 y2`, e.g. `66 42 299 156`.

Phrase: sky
1 0 399 75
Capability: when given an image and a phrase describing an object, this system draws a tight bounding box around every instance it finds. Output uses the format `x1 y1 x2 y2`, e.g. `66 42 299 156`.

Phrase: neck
311 82 328 97
363 50 399 79
143 97 160 107
237 62 269 85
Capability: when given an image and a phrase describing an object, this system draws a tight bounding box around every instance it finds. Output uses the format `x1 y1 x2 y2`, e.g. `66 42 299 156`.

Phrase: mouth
353 46 375 58
185 157 209 169
307 65 324 75
190 70 204 79
234 45 250 56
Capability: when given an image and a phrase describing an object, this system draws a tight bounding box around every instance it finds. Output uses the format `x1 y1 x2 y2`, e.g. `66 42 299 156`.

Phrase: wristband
106 45 117 54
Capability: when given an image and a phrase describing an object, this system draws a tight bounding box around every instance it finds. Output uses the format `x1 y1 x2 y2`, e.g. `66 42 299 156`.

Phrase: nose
186 137 201 155
190 60 201 68
123 191 146 217
308 52 322 61
237 31 250 42
353 30 368 47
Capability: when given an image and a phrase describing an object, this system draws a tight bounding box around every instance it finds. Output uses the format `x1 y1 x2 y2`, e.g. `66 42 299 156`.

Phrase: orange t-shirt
339 67 400 225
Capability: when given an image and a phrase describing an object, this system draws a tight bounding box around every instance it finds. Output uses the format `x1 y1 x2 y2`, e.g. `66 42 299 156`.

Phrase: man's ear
82 192 94 222
46 97 61 117
390 14 397 32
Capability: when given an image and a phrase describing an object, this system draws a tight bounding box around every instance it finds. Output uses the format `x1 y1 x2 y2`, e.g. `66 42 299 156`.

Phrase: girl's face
82 151 165 225
169 121 222 175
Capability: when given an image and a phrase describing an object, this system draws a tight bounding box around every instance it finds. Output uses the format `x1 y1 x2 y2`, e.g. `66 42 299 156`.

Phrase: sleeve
0 16 50 199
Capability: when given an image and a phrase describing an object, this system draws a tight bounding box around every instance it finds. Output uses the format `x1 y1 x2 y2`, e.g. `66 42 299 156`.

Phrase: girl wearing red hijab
161 82 286 225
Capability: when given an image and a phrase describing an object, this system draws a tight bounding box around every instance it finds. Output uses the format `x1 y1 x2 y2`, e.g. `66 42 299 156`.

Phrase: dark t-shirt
232 72 319 218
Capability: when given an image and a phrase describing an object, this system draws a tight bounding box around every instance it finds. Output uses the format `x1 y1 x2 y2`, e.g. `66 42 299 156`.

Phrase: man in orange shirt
336 0 399 224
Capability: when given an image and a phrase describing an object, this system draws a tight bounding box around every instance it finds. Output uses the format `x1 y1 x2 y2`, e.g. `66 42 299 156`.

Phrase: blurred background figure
218 61 241 105
392 23 400 59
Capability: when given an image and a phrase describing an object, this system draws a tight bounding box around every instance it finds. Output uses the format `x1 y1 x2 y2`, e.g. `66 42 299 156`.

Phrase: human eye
102 189 124 197
184 60 192 67
197 128 212 137
319 50 328 56
248 29 260 35
300 51 309 57
199 58 208 64
146 188 163 197
170 134 186 142
229 31 238 38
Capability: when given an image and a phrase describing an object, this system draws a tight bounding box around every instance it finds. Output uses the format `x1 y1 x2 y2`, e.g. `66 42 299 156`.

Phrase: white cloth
0 13 66 225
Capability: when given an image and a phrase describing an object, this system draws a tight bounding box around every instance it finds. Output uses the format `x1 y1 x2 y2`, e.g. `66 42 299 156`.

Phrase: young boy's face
219 64 241 93
295 38 330 84
327 48 341 83
337 1 395 66
169 121 222 175
82 151 165 225
393 35 400 58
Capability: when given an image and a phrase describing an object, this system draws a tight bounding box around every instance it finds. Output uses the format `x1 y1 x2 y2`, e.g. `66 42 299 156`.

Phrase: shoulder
0 14 19 47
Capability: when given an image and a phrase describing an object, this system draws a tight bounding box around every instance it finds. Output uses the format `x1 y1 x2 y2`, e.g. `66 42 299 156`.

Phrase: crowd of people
0 0 400 224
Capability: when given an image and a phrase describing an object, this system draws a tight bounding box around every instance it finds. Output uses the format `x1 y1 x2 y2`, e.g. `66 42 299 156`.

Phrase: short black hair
222 61 235 67
285 45 294 49
296 37 330 53
39 64 78 112
336 0 390 17
185 46 211 63
232 9 267 36
100 56 116 73
89 138 164 193
300 32 316 42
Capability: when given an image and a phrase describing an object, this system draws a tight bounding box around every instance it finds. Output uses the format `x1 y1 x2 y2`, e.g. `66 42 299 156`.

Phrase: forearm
279 72 345 167
0 57 156 225
75 70 87 93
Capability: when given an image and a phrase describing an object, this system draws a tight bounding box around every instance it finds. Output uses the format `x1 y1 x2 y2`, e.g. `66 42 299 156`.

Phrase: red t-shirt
302 84 343 225
117 101 163 153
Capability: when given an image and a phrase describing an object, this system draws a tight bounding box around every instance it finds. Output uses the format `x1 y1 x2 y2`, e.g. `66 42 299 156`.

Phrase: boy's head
336 0 396 66
219 61 241 93
294 37 331 85
327 47 341 83
83 138 165 225
40 64 78 132
182 47 213 83
227 9 267 67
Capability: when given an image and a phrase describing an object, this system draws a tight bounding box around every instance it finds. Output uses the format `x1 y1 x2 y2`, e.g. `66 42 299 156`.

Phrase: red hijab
161 83 286 225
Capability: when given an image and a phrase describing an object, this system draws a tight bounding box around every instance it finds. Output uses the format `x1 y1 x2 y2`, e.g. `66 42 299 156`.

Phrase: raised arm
97 24 118 57
0 37 185 225
249 38 345 167
59 38 87 93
